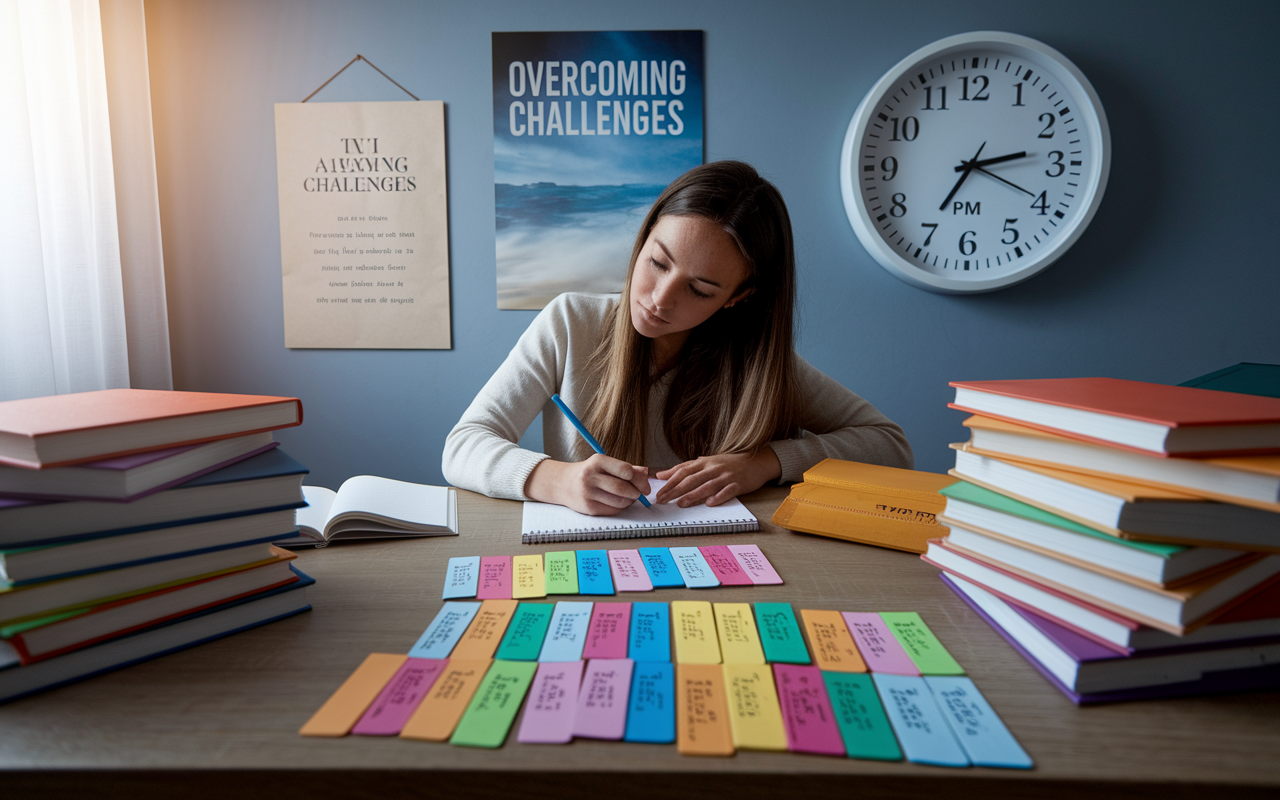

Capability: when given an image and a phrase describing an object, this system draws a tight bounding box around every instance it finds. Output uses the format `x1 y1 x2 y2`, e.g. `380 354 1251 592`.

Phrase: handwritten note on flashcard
801 609 867 673
925 676 1033 769
545 551 579 594
576 550 615 595
626 661 676 743
399 658 492 742
672 601 722 664
639 547 685 588
538 601 594 662
449 659 538 748
494 603 554 661
629 602 671 662
409 602 481 659
300 653 406 737
722 664 787 751
880 612 965 675
573 658 634 740
442 556 480 599
873 673 969 767
754 603 810 664
773 663 845 757
669 547 720 588
699 546 753 586
713 603 765 665
511 554 546 599
516 660 585 744
352 658 448 736
608 549 654 592
450 599 518 660
584 602 631 659
823 672 903 761
729 544 782 585
676 663 735 756
842 612 919 676
477 556 512 600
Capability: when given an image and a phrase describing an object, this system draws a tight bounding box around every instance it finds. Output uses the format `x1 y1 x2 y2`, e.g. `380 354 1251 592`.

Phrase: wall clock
840 31 1110 294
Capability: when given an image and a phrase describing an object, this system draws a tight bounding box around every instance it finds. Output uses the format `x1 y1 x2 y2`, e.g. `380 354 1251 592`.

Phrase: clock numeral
889 116 919 141
920 223 938 246
959 230 977 256
1002 219 1019 245
889 193 907 217
1038 112 1055 138
1013 82 1025 106
960 75 989 101
923 86 948 110
1046 151 1065 177
1031 192 1049 216
881 157 898 181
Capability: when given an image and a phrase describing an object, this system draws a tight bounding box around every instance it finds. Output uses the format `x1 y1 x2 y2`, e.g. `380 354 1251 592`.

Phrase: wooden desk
3 487 1278 798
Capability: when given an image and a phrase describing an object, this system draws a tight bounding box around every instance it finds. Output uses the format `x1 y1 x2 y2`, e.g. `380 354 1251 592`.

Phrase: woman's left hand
654 448 782 507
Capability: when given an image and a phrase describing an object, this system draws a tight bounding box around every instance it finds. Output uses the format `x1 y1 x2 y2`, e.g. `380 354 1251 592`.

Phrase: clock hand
971 164 1037 197
953 151 1028 172
939 141 987 211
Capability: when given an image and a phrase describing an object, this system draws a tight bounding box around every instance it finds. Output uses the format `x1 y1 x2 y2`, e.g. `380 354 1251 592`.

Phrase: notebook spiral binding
521 519 759 545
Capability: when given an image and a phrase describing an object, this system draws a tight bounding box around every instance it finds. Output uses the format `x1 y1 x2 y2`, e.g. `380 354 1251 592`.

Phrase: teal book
1180 363 1280 399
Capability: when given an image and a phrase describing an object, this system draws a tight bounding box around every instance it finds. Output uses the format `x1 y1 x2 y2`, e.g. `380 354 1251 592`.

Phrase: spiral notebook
520 479 760 544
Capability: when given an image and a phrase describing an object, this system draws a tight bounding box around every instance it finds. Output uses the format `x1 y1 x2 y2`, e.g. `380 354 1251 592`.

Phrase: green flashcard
449 659 538 748
544 551 579 594
879 612 965 675
753 602 811 664
823 672 903 761
493 603 554 661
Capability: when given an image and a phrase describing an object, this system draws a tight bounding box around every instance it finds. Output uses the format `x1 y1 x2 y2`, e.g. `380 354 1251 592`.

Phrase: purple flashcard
608 550 654 592
516 660 586 744
572 658 635 740
698 546 754 586
728 545 783 585
843 612 920 676
476 556 512 600
583 602 631 659
773 663 846 756
351 658 448 736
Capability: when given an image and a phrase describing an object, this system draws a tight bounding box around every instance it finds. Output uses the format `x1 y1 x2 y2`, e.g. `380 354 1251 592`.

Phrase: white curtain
0 0 171 403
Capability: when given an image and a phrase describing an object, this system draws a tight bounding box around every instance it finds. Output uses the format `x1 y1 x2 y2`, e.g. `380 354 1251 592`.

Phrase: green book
823 672 902 761
493 603 554 661
449 659 538 748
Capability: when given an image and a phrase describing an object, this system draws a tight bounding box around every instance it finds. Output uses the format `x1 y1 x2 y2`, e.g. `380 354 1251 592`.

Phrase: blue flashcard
925 676 1033 769
408 601 482 659
538 601 595 662
576 550 615 595
441 556 481 599
624 661 676 743
629 602 671 662
872 674 969 767
638 547 685 588
668 547 721 588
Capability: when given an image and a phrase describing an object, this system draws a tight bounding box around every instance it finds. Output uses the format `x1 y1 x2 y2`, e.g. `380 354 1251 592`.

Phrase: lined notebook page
521 479 759 544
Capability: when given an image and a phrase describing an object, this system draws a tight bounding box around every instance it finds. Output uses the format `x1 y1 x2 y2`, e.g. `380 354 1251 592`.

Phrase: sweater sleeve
767 355 914 483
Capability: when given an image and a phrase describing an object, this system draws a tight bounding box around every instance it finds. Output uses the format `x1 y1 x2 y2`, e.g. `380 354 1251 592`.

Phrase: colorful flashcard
728 545 783 585
873 673 969 767
516 660 585 744
573 658 635 740
676 663 735 756
450 659 538 748
494 603 555 661
442 556 480 599
698 545 753 586
608 549 654 592
822 672 903 761
477 556 512 600
400 658 492 742
722 663 787 751
544 551 579 594
671 601 721 665
583 602 631 659
300 653 407 737
800 609 867 673
669 547 721 588
511 554 546 599
880 612 965 675
450 599 518 660
628 602 671 662
842 612 919 676
352 658 449 736
713 603 765 665
538 601 594 662
926 676 1033 769
638 547 685 588
575 550 615 595
409 602 482 659
753 603 810 665
773 663 845 757
625 661 676 744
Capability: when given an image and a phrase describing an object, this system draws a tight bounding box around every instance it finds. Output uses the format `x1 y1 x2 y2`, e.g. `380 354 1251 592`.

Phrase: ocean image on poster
493 31 704 309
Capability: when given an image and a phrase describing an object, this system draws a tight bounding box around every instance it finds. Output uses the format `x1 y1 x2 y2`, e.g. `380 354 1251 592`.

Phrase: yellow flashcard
511 554 546 599
672 601 722 664
713 603 765 665
450 600 518 659
801 609 868 672
676 663 735 756
399 658 493 741
722 663 787 751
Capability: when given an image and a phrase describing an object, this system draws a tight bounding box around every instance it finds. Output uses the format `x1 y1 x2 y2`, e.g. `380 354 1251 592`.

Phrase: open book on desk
276 476 457 547
521 479 759 544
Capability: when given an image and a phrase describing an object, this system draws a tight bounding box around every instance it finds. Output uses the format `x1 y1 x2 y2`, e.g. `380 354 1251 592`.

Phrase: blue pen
551 393 652 508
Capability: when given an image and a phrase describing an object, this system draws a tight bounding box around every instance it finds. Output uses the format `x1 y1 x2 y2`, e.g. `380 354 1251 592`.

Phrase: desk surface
3 487 1279 799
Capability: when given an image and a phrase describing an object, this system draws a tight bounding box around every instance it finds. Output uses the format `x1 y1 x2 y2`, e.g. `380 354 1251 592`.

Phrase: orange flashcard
800 609 867 672
676 663 735 757
299 653 406 737
449 600 519 659
399 658 493 741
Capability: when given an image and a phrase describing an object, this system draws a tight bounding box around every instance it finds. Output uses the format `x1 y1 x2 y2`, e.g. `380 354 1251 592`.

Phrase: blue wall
145 0 1280 489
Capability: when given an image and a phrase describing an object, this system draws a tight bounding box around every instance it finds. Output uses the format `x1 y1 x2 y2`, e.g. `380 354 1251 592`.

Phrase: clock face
841 32 1110 294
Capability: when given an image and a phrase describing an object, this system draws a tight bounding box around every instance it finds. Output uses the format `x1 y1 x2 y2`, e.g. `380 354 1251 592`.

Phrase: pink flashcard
728 544 783 585
477 556 512 599
773 663 845 756
698 546 754 586
842 612 920 675
608 550 654 592
351 658 448 736
516 660 586 744
583 602 631 659
572 658 634 740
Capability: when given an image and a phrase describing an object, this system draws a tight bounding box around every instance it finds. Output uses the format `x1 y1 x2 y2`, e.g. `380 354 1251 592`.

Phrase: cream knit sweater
442 293 913 501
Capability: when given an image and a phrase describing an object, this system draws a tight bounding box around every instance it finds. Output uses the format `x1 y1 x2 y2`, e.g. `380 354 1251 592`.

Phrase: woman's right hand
524 455 651 516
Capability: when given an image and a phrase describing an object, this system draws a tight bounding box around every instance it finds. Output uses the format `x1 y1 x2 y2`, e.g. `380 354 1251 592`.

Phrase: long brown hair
582 161 802 464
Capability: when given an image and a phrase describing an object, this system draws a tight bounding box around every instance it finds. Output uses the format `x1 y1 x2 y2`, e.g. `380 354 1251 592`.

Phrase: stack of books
0 388 314 704
925 376 1280 703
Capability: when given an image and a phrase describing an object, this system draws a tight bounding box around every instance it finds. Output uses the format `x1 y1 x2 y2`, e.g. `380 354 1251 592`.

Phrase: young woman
443 161 912 515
